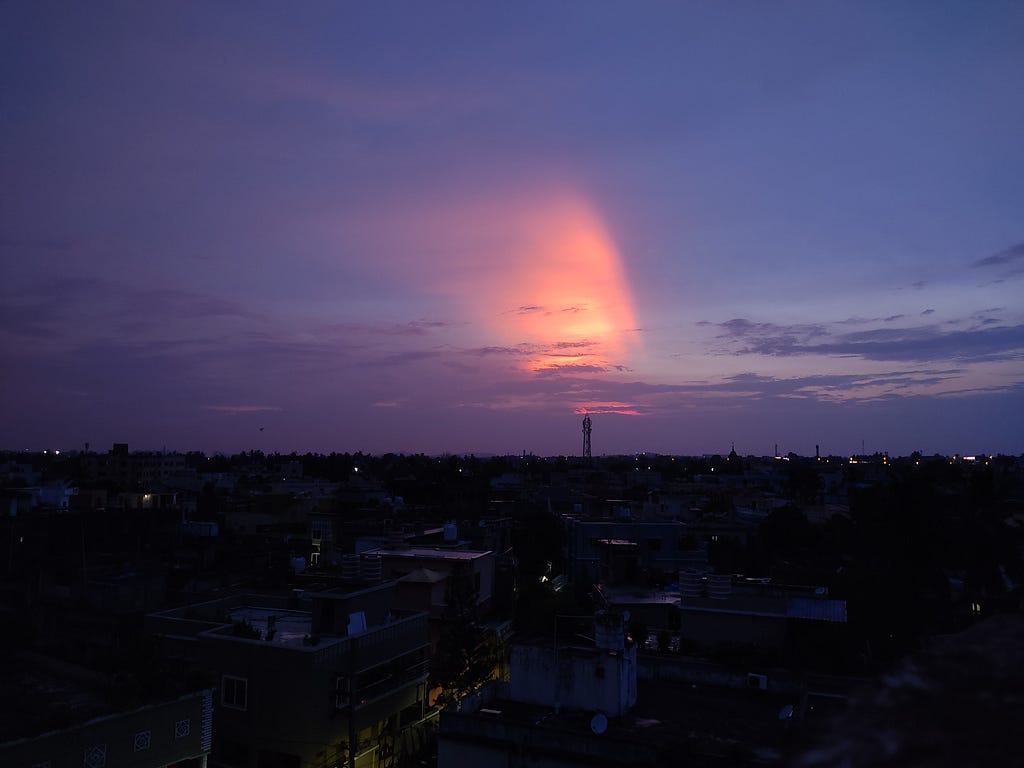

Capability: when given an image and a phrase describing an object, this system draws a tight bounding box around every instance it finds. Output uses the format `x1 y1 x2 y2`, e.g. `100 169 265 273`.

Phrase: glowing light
434 189 638 375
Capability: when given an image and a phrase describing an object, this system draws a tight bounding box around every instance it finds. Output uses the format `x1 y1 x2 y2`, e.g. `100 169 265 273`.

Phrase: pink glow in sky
408 190 639 374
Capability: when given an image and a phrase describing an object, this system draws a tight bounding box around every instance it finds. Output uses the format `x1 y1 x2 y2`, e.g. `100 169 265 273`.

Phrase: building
360 546 496 614
438 611 638 767
562 516 699 587
438 609 800 767
0 655 212 768
146 585 432 768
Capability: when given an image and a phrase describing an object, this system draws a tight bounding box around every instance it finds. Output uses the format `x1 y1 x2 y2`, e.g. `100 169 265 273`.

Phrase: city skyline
2 2 1023 457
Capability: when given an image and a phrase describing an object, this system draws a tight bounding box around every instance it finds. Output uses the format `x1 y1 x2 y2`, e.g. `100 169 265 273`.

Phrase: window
222 675 248 710
334 676 350 709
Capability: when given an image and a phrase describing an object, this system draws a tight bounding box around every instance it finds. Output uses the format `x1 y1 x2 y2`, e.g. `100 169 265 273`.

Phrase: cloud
974 242 1024 268
204 405 283 414
973 243 1024 284
0 235 77 252
535 363 608 374
366 349 444 367
704 317 1024 364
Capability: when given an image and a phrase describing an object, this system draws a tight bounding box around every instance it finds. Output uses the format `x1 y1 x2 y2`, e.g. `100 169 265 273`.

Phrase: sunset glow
459 191 639 373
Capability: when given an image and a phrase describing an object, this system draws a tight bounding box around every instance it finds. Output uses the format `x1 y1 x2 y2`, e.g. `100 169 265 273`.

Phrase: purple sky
2 2 1023 457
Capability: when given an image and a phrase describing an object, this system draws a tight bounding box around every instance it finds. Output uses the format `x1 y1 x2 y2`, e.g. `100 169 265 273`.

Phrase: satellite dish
778 704 794 720
590 712 608 735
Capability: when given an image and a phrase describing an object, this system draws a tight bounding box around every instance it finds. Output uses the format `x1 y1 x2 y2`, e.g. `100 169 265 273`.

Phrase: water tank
443 521 458 543
341 554 360 581
679 570 704 598
707 573 732 599
360 554 382 583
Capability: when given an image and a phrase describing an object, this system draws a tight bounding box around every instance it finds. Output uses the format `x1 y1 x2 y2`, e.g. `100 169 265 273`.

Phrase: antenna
582 412 592 459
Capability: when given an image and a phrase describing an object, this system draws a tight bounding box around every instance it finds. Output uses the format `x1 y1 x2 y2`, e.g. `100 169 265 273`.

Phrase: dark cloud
549 340 598 350
706 317 1024 363
0 235 77 252
466 346 524 358
974 242 1024 268
367 349 443 367
385 320 452 335
779 325 1024 362
535 363 608 374
127 289 263 321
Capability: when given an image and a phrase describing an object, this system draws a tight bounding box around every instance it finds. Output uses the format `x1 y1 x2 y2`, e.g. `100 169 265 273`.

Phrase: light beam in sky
496 195 637 373
418 188 640 376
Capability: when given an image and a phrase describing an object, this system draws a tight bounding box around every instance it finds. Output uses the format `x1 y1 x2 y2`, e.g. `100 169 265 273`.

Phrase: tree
430 564 499 707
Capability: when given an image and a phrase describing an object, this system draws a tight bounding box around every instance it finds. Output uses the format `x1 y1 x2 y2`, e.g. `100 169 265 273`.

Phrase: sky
2 1 1023 457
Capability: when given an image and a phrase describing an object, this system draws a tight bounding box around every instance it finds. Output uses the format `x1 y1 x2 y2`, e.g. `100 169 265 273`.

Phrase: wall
508 644 636 717
1 689 213 768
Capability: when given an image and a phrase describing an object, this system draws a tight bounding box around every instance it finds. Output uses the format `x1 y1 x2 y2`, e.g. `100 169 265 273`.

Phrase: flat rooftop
362 546 492 561
444 677 794 764
222 606 313 646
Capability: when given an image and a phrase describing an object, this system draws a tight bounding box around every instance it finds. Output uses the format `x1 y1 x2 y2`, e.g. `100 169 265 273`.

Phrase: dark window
222 675 248 710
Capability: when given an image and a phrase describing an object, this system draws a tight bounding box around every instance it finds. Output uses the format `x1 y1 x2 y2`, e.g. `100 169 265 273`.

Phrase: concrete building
562 516 699 587
360 546 496 614
437 608 801 767
0 655 212 768
438 612 639 767
146 585 432 768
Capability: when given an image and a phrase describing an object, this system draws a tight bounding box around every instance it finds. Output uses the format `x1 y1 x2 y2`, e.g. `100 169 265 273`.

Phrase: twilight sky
3 2 1023 457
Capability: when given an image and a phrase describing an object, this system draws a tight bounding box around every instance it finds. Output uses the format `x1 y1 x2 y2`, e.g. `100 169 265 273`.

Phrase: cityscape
3 2 1024 767
1 438 1022 766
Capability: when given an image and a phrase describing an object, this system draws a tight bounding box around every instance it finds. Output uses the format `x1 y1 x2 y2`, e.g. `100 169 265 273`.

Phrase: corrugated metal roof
786 597 848 623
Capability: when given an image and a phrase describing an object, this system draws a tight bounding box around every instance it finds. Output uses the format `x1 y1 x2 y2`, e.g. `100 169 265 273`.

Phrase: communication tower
582 413 592 459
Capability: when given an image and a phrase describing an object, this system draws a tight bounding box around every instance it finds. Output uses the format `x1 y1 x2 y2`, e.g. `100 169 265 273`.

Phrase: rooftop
362 546 492 561
222 606 313 646
443 677 794 765
399 567 448 584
